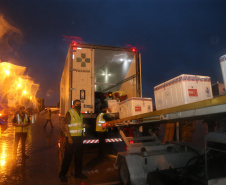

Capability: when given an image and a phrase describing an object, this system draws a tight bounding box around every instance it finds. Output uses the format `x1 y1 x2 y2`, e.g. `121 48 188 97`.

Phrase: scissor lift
106 95 226 185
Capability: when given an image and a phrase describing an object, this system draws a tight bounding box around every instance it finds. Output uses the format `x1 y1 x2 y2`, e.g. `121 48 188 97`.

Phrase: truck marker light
132 48 136 52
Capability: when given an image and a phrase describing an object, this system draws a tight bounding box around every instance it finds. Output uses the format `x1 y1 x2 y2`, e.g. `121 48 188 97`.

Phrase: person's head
103 93 108 98
73 99 81 112
19 106 25 115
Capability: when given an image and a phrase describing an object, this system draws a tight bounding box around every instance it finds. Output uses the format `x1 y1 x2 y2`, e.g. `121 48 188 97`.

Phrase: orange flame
0 62 39 111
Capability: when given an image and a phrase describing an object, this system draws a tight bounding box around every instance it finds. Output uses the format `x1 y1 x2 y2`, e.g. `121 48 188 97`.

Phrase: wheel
119 161 130 185
146 172 164 185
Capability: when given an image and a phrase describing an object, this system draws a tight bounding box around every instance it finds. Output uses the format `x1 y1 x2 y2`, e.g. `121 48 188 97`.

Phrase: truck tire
146 172 164 185
119 161 130 185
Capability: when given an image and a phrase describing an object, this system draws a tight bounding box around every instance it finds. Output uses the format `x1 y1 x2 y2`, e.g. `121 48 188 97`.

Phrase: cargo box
154 74 213 110
119 97 153 119
107 100 119 113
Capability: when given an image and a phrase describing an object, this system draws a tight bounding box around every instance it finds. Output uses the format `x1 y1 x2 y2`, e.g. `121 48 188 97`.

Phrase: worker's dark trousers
97 132 107 158
60 136 83 177
14 132 27 156
44 119 53 128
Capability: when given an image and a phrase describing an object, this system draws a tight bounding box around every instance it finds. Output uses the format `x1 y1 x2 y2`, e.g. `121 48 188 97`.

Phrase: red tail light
129 140 134 144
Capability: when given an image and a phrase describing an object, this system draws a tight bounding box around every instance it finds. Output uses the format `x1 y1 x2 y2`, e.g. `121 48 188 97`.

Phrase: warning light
132 48 136 52
129 140 134 144
72 42 77 46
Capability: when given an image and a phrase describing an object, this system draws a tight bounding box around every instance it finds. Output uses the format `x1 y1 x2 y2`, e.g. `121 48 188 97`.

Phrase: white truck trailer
60 42 142 136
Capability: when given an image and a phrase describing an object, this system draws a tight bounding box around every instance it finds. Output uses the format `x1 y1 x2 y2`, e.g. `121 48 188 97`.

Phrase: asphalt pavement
0 113 121 185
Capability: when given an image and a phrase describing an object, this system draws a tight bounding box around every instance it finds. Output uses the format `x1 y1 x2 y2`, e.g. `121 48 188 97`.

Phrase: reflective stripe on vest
68 123 82 127
96 113 107 132
15 114 29 133
67 109 83 136
69 130 83 134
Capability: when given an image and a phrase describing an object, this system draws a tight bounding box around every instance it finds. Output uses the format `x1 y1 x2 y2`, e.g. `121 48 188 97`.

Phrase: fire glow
0 62 39 109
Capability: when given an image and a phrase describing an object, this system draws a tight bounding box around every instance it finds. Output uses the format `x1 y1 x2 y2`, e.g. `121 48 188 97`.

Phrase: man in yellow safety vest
96 112 115 159
12 106 30 158
44 109 53 128
59 99 87 182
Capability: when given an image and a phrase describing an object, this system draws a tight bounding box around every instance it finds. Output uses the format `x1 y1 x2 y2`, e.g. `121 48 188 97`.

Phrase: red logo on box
188 89 198 97
135 106 141 111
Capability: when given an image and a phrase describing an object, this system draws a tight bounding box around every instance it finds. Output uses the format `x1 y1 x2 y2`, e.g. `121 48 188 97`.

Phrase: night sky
0 0 226 106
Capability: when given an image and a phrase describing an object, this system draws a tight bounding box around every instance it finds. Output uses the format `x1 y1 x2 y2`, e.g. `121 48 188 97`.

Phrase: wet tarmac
0 113 120 185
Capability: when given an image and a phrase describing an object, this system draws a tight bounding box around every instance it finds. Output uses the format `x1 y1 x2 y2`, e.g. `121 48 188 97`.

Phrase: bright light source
18 84 21 88
5 70 10 75
77 47 82 50
119 58 124 61
127 59 132 62
102 73 105 76
23 90 27 94
132 48 136 52
108 74 111 76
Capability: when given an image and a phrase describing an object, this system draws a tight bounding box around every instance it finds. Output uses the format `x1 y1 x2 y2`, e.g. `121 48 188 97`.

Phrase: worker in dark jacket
59 99 87 182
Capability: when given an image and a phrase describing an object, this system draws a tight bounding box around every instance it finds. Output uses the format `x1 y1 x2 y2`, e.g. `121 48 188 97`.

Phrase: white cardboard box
119 97 153 119
154 74 213 110
107 100 119 113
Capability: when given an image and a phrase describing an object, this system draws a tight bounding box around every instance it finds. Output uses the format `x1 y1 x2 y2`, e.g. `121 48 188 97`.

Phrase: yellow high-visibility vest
46 111 51 119
67 109 83 136
15 114 29 133
96 113 108 132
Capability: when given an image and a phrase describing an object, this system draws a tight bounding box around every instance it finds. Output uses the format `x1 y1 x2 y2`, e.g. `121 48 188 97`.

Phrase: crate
107 100 119 113
154 74 213 110
119 97 153 119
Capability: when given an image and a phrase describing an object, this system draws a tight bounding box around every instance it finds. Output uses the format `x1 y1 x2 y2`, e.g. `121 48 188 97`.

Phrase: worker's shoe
75 174 87 179
59 174 68 182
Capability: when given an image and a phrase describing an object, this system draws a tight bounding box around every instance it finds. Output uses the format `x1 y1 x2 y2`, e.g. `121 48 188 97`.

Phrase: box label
135 106 141 112
188 89 198 97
